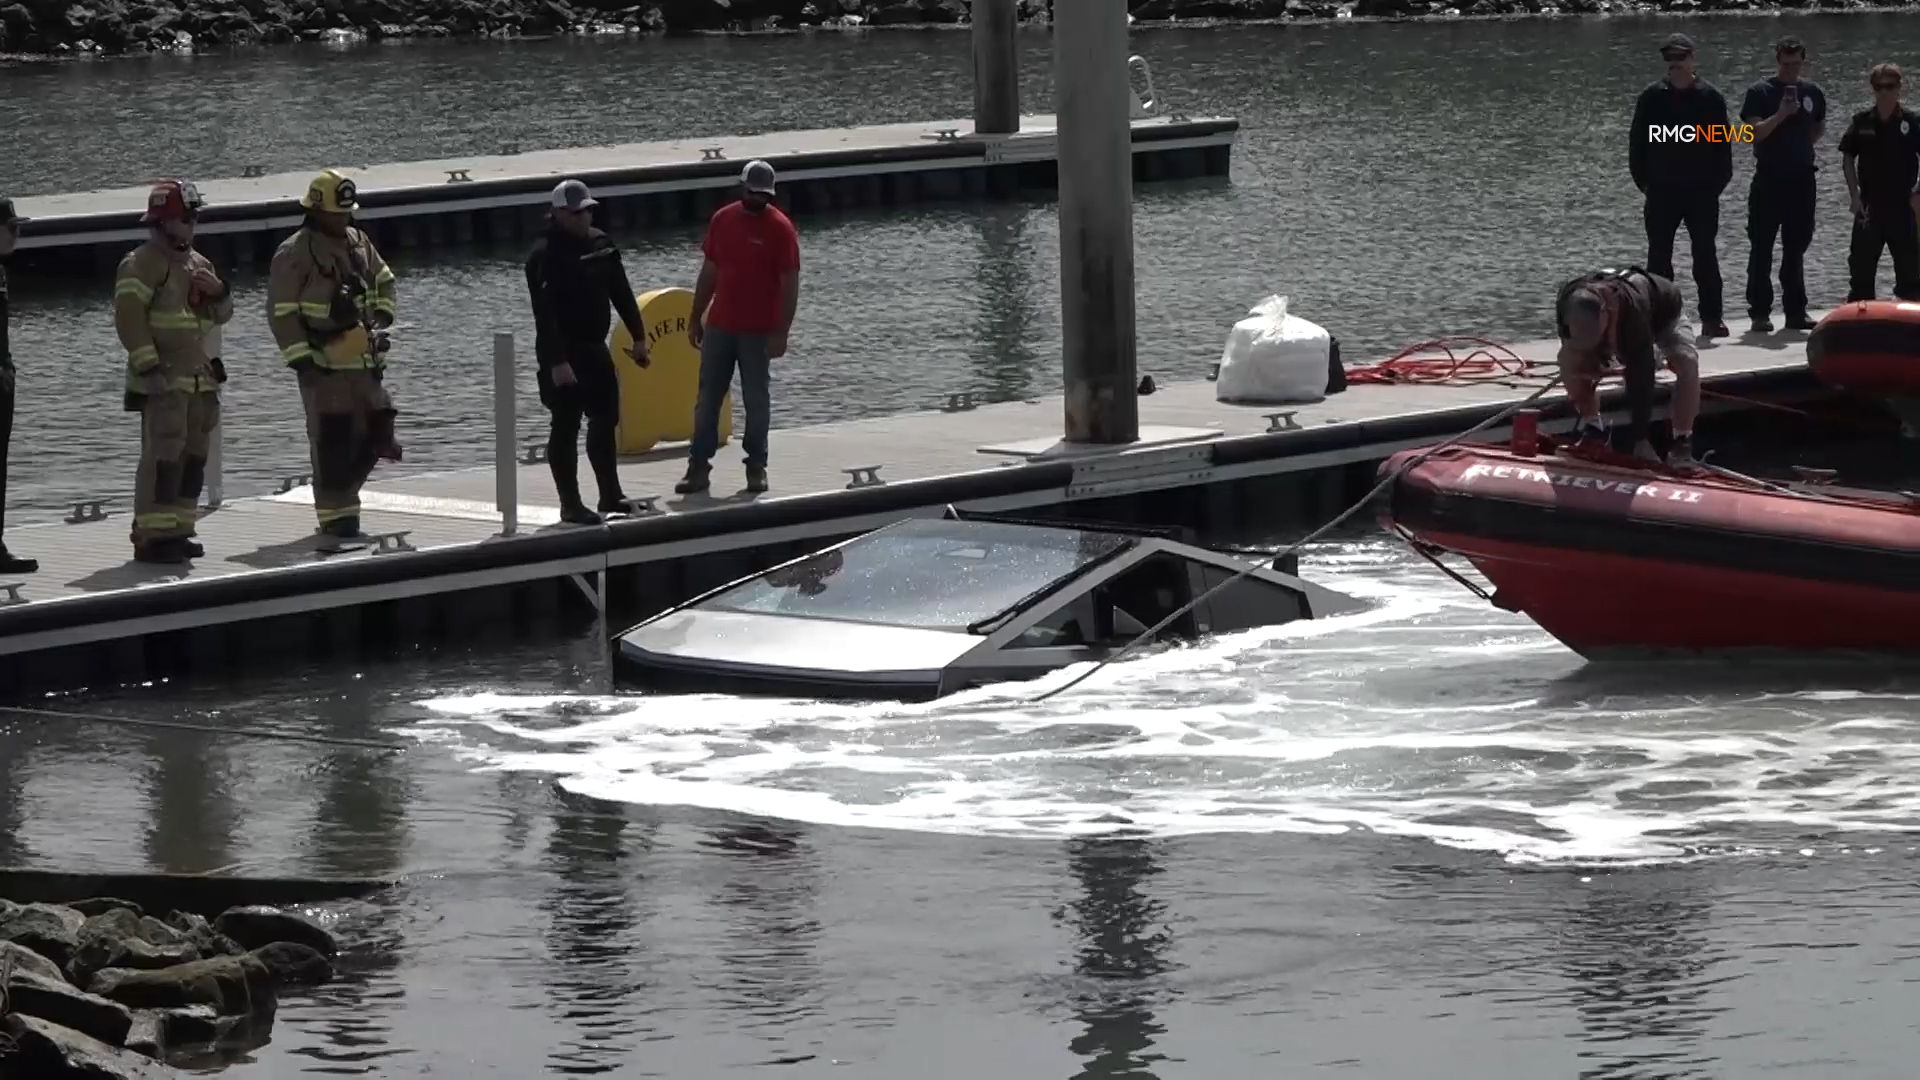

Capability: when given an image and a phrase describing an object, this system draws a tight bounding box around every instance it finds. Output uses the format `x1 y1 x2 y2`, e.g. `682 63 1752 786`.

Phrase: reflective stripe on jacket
112 239 233 394
266 225 398 370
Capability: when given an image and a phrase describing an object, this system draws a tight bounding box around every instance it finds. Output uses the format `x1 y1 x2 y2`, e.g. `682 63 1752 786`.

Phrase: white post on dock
972 0 1020 135
493 331 519 536
1054 0 1139 445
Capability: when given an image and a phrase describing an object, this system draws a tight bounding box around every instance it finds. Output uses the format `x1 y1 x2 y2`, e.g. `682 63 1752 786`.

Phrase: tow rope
1028 374 1565 704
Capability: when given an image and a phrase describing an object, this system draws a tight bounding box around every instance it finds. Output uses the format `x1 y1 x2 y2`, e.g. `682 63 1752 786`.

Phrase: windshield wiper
963 542 1135 634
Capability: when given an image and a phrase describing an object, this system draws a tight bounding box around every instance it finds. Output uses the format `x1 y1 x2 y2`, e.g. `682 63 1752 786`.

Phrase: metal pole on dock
972 0 1021 135
493 332 519 536
1053 0 1139 445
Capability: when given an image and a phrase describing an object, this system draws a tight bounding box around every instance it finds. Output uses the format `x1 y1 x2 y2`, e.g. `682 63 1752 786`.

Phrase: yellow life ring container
610 287 732 455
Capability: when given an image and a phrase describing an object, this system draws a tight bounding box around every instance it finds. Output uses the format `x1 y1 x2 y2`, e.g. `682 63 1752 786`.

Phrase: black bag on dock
1325 335 1347 395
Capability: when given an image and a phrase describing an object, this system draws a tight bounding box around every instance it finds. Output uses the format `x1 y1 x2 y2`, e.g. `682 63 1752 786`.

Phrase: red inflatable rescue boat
1376 428 1920 658
1807 300 1920 397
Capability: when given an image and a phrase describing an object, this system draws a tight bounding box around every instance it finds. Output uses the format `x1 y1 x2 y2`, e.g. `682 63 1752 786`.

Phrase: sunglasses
1874 80 1902 90
1662 51 1692 61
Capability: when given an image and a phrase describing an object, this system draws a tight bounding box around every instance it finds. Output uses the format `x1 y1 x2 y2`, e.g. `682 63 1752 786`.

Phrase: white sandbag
1215 295 1331 404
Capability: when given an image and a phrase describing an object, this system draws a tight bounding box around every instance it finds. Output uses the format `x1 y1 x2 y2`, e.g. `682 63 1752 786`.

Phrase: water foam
406 540 1920 865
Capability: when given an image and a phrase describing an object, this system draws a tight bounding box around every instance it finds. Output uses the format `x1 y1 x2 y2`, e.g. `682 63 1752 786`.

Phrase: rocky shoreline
1 0 1914 60
0 896 345 1077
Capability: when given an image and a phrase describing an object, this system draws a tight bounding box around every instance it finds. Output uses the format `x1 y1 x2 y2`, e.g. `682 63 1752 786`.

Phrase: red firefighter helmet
140 179 204 225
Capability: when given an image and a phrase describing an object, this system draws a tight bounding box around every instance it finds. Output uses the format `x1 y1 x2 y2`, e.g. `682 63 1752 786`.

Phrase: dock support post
493 331 519 536
1054 0 1139 445
972 0 1020 135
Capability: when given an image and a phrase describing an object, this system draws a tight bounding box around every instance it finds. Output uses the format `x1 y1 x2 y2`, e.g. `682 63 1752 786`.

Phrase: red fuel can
1510 410 1539 456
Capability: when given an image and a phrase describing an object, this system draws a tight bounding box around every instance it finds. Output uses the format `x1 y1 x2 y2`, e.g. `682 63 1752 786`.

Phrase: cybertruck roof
614 514 1363 700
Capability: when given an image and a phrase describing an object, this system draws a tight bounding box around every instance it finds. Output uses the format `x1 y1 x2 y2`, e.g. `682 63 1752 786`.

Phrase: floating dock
8 114 1238 277
0 327 1832 698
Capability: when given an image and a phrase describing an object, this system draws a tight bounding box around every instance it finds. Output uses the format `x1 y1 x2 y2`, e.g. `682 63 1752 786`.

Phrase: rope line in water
0 705 404 753
1028 373 1567 704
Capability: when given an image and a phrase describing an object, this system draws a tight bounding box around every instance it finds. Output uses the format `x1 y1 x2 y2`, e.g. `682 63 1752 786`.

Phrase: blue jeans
689 327 771 469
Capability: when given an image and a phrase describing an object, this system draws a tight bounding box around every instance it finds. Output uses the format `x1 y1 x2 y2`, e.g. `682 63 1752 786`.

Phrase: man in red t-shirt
676 159 801 495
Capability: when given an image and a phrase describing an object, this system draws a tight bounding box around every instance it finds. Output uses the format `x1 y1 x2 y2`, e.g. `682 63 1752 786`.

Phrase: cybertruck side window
696 521 1130 632
1194 566 1305 632
1010 554 1195 648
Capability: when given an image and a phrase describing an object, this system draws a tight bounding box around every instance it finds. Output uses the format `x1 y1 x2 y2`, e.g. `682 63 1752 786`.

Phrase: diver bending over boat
1554 267 1703 466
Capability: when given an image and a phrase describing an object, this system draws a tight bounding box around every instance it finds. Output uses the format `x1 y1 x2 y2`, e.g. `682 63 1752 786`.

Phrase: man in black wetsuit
525 179 650 526
0 198 37 575
1554 268 1703 467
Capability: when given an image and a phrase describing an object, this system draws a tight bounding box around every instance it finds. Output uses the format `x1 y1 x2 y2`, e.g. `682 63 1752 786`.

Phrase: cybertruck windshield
693 519 1134 632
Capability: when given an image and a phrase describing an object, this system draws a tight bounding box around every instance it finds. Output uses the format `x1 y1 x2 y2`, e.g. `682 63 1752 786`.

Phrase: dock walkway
9 113 1239 274
0 326 1823 666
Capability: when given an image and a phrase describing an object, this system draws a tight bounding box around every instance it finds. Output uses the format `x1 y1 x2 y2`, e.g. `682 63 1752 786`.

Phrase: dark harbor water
8 14 1920 1077
5 539 1920 1075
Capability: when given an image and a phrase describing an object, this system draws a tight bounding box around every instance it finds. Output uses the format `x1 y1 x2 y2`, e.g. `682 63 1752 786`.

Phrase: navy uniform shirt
1838 105 1920 206
1741 77 1827 174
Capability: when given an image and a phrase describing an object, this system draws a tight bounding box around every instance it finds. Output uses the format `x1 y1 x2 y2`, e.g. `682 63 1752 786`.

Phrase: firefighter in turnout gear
114 180 232 564
268 169 400 545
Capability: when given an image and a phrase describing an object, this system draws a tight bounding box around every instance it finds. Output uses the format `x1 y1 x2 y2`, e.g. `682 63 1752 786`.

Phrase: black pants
540 347 623 510
1746 169 1817 320
1846 201 1920 302
1644 187 1724 323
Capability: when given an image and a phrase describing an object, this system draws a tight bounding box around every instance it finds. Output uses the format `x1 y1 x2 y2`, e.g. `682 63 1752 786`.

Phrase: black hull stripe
613 656 944 703
1388 482 1920 592
1807 316 1920 369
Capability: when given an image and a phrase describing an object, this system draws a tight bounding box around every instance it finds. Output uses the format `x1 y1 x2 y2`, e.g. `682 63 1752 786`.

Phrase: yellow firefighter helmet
300 169 358 214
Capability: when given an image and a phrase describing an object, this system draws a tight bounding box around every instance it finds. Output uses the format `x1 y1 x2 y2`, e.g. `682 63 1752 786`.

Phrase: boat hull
1807 300 1920 397
1380 443 1920 657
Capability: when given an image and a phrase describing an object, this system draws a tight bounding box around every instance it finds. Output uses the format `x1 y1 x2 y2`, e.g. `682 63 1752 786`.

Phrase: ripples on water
3 540 1920 1073
11 15 1920 1072
412 538 1920 866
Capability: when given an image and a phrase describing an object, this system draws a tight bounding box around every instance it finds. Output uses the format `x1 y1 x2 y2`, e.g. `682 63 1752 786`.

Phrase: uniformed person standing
1740 37 1828 332
1628 34 1734 338
1839 64 1920 302
0 197 36 575
267 170 400 547
113 180 232 565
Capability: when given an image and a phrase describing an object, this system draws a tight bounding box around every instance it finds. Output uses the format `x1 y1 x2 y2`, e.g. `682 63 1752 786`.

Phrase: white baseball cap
551 179 599 211
741 160 776 195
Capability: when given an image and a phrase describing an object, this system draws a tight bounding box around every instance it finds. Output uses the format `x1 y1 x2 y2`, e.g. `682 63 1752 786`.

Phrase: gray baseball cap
741 160 776 195
551 179 599 211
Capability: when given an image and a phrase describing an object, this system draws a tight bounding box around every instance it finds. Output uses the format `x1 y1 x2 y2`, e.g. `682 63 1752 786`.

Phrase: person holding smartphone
1740 37 1827 333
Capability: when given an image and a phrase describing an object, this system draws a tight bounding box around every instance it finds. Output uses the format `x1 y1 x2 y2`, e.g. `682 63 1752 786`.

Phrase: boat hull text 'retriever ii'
1377 440 1920 659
